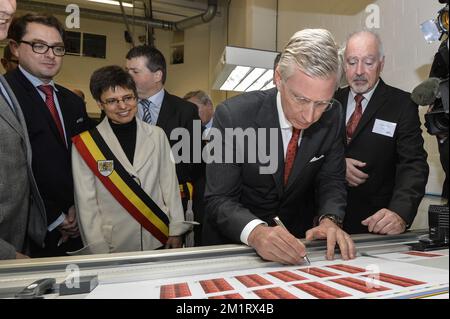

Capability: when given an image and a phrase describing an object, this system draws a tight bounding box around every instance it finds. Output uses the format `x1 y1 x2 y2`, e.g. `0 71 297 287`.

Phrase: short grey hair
278 29 340 82
183 90 213 106
343 30 385 60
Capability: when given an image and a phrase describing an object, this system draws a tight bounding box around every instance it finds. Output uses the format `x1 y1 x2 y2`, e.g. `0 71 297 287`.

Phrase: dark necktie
38 85 66 145
284 128 301 186
346 94 364 143
140 99 152 124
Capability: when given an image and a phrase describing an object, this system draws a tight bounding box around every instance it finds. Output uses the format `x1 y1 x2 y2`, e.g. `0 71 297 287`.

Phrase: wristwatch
317 214 343 228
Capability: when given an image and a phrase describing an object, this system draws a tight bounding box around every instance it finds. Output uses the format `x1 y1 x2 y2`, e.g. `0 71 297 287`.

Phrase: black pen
273 216 311 265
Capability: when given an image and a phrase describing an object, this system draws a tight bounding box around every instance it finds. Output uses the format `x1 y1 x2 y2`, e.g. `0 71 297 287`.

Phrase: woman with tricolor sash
71 65 190 254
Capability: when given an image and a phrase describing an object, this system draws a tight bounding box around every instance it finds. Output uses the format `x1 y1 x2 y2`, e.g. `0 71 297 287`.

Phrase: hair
90 65 137 102
183 90 213 106
8 13 66 43
3 45 14 60
126 45 167 84
273 52 282 70
343 30 385 60
278 29 340 82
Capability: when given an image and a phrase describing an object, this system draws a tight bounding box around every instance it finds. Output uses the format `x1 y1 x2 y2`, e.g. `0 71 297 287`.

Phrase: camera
424 77 449 136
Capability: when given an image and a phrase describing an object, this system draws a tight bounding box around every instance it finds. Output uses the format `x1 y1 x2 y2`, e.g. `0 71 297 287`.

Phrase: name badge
372 119 397 138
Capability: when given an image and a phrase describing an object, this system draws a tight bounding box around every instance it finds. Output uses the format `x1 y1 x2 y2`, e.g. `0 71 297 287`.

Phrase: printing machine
0 229 447 299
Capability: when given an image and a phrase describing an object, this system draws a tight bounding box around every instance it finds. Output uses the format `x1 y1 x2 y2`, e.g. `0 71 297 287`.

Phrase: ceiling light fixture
87 0 134 8
212 46 279 92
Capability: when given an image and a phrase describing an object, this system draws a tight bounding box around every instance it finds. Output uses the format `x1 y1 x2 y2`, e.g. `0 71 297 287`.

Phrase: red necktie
38 85 66 145
284 128 301 186
346 94 364 143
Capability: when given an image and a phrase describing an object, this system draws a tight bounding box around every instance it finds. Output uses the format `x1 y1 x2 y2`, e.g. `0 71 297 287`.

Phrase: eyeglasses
101 95 137 107
19 41 66 57
283 81 335 112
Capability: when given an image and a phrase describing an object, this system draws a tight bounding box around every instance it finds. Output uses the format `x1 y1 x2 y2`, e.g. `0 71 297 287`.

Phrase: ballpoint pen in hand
273 216 311 265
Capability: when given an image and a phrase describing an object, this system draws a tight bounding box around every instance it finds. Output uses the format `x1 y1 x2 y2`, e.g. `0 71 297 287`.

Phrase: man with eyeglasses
335 31 428 235
5 13 91 257
203 29 355 265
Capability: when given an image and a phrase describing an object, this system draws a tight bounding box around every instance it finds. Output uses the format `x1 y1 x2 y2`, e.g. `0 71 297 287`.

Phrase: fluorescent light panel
245 70 274 92
88 0 134 8
234 68 266 92
213 46 279 92
220 66 251 91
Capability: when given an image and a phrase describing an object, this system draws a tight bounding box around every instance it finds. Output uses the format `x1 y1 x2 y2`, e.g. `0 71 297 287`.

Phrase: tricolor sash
72 128 169 244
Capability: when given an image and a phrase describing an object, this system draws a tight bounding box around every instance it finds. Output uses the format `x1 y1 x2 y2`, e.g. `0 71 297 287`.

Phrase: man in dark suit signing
6 14 91 257
203 29 355 265
125 46 201 216
335 31 429 235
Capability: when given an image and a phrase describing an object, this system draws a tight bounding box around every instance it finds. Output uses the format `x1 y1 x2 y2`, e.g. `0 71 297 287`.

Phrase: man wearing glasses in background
203 29 355 265
5 13 91 257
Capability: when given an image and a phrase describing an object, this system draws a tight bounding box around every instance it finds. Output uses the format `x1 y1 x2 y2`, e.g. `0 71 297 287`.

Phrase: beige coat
72 118 189 254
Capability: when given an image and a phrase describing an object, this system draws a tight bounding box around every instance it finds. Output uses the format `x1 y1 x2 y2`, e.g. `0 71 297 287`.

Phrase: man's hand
165 236 183 249
58 206 80 238
306 219 356 260
346 158 369 187
248 224 307 265
362 209 407 235
15 252 30 259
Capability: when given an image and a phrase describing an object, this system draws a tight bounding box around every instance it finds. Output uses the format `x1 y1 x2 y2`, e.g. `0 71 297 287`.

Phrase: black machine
412 0 449 250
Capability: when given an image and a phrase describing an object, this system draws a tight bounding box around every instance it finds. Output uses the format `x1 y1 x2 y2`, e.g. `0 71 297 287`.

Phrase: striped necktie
140 99 153 124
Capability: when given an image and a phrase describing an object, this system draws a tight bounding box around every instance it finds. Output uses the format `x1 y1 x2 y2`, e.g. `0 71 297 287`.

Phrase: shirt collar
146 88 165 107
276 91 292 130
349 79 380 102
19 65 58 92
204 118 213 129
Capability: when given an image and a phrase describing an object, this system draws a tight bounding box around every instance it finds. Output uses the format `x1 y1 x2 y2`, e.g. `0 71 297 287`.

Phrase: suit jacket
203 88 347 245
72 118 190 254
0 75 46 259
5 68 91 254
335 79 429 234
157 91 201 185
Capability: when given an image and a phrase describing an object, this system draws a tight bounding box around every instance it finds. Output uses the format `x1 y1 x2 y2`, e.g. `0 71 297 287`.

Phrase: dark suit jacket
5 68 91 255
203 88 347 245
157 91 201 185
335 79 429 234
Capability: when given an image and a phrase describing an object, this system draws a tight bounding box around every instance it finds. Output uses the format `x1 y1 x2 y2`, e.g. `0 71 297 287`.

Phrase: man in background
6 13 91 257
126 45 201 215
335 31 429 235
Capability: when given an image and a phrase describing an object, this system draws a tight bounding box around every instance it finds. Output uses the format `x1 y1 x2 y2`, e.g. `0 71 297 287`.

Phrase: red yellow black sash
72 128 169 244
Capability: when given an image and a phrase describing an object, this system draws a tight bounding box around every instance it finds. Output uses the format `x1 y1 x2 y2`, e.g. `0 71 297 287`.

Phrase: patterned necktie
284 128 302 186
140 99 152 124
37 85 66 145
346 94 364 143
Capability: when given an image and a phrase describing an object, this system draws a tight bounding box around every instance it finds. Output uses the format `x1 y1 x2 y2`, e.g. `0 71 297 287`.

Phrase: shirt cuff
47 213 66 232
240 219 267 246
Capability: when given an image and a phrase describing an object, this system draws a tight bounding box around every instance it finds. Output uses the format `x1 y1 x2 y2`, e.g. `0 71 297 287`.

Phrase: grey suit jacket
0 75 46 260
